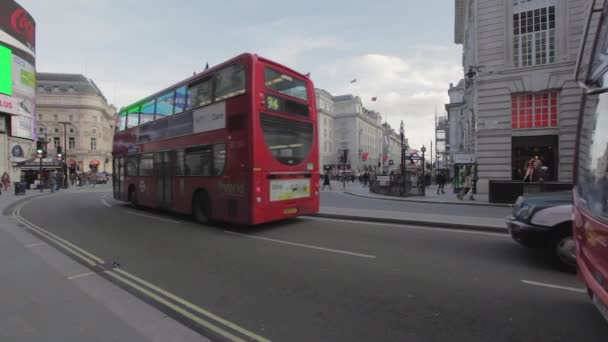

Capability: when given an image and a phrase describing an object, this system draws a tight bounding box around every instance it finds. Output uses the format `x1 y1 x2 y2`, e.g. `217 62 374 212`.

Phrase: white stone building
315 89 385 172
454 0 590 193
316 89 337 170
35 73 116 174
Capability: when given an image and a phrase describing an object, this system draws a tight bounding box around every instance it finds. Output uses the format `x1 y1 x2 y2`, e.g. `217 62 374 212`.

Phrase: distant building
454 0 589 192
35 73 116 174
315 89 386 172
435 114 448 171
382 122 407 174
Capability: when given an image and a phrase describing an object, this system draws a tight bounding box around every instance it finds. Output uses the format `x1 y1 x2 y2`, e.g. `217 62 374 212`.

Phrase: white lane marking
224 231 377 259
101 199 112 207
67 271 96 280
25 242 47 248
303 216 507 237
125 210 181 224
521 280 586 293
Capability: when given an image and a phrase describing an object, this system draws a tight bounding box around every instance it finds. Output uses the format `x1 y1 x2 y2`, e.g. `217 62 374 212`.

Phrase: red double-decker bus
112 53 319 225
575 0 608 322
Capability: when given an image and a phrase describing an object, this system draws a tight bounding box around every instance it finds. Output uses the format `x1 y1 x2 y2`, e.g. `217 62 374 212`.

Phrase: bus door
155 151 172 208
114 157 124 199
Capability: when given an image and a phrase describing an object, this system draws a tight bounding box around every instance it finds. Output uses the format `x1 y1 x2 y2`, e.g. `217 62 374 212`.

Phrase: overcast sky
20 0 462 151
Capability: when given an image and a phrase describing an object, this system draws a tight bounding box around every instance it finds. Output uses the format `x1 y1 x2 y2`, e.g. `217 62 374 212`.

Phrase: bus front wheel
192 191 210 224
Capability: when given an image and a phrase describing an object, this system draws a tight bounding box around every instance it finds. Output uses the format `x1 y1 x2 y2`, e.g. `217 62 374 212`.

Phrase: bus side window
139 154 154 176
214 64 246 101
127 106 140 128
118 110 127 131
188 79 212 110
175 86 187 114
156 91 175 118
184 146 212 176
213 144 226 176
126 155 139 176
174 150 185 176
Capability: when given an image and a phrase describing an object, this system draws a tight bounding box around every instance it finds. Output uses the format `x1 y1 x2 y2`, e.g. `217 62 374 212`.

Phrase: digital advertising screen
0 0 36 140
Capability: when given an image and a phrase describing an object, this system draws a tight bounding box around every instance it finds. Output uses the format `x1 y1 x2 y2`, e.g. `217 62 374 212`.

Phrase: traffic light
36 140 45 158
57 146 63 160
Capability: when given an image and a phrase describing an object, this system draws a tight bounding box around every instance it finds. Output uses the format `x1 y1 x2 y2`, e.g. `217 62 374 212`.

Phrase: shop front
16 159 63 189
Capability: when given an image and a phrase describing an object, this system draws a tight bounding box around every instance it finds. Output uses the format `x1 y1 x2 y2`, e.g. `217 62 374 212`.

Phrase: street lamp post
58 121 71 188
399 121 405 195
421 145 427 196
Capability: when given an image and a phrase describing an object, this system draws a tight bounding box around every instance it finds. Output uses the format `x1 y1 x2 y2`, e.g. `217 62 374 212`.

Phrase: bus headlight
256 197 262 203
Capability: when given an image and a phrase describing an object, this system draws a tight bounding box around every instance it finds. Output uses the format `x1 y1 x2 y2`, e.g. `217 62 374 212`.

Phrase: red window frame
511 91 558 129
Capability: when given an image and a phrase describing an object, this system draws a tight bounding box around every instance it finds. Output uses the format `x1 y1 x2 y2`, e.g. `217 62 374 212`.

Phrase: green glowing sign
21 69 35 88
0 45 13 96
266 95 279 111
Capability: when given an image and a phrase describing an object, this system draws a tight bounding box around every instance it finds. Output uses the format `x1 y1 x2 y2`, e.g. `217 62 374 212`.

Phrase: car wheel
553 224 576 272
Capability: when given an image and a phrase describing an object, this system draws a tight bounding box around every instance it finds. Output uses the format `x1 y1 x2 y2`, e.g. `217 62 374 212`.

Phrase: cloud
312 47 462 149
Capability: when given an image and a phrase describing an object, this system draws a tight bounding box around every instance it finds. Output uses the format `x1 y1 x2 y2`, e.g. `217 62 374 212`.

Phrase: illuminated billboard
0 0 35 140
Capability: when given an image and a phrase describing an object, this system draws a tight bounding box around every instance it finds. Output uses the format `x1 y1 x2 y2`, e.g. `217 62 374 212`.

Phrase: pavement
341 181 506 207
319 182 512 231
0 185 208 342
13 189 608 341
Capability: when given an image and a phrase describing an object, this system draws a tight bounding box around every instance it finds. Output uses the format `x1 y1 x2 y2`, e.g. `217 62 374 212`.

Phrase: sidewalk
317 206 507 232
0 188 206 342
340 182 511 207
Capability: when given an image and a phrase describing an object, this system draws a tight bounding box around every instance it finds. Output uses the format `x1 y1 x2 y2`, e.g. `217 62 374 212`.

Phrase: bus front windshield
264 67 308 101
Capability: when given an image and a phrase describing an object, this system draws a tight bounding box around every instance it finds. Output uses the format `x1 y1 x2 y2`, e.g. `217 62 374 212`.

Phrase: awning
89 159 101 165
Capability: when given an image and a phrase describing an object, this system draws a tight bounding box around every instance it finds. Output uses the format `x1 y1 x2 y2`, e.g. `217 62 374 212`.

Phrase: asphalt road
321 191 512 218
18 188 608 342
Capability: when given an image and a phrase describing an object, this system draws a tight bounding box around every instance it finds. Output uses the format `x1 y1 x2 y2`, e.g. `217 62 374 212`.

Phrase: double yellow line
12 197 270 342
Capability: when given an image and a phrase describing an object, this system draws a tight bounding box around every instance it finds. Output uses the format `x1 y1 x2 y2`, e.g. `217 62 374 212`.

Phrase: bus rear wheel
193 191 210 224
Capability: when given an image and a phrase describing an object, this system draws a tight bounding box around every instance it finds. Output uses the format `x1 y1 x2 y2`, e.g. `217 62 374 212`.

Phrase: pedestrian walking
457 168 475 200
49 171 58 193
436 172 446 194
362 172 370 188
89 171 96 188
70 172 76 186
1 171 10 192
321 171 332 190
57 171 64 191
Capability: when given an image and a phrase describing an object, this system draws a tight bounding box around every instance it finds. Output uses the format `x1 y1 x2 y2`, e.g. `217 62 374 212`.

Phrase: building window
90 137 97 151
68 137 75 149
39 127 44 132
93 129 97 134
53 137 60 149
69 115 73 121
53 114 58 121
511 92 558 128
38 114 43 120
513 6 555 67
70 128 74 133
55 128 59 133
